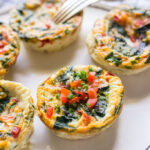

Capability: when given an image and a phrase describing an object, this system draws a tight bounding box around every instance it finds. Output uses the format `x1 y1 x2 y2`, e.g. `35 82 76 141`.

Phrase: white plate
0 7 150 150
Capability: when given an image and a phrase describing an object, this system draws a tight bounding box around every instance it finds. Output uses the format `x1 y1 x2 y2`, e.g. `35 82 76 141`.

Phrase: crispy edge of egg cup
37 65 124 140
0 80 35 150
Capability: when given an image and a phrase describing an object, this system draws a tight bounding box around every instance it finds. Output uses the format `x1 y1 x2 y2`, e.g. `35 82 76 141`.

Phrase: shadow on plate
120 68 150 104
24 35 84 73
4 33 85 81
40 119 119 150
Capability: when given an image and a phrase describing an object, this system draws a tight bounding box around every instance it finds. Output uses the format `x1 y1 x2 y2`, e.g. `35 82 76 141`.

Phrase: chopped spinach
24 14 33 21
62 106 77 119
0 92 10 113
17 9 24 15
95 69 102 77
114 37 146 57
54 105 77 130
143 10 150 17
114 36 127 44
109 21 127 36
125 66 132 69
136 56 140 61
11 43 17 48
109 20 147 58
58 72 68 83
135 23 150 37
114 93 123 115
138 42 147 54
0 34 3 41
145 53 150 64
98 86 109 92
65 29 70 34
18 33 29 41
98 95 107 101
57 67 74 83
2 58 11 68
80 103 91 115
131 60 136 65
53 116 72 129
55 105 60 114
105 52 122 66
9 102 16 109
33 27 48 31
94 100 107 117
7 132 11 136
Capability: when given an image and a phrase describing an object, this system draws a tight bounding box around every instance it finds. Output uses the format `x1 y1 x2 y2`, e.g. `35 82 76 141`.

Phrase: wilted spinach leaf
105 52 122 66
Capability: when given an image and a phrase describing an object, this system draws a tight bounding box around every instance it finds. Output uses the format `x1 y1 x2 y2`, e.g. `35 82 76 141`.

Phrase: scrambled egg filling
10 0 82 46
0 85 34 149
92 5 150 69
37 66 124 132
0 23 19 77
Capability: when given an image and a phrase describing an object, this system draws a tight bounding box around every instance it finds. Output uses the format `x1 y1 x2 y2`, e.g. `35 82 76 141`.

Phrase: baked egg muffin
0 80 35 150
37 65 124 139
0 23 20 78
86 5 150 75
10 0 83 52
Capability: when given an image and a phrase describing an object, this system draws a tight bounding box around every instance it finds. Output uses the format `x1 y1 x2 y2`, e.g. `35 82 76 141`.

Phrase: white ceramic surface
0 7 150 150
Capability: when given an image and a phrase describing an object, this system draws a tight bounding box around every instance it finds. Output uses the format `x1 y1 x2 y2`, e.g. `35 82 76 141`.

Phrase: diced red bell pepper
0 115 15 126
87 98 98 108
87 72 96 83
60 88 71 103
74 90 87 100
130 35 136 43
83 112 91 126
3 32 9 42
61 88 71 96
134 20 145 28
11 98 18 102
46 107 53 118
46 3 53 8
45 24 51 29
87 88 98 99
108 72 115 76
113 15 121 22
40 39 53 47
11 126 21 138
69 97 79 104
0 40 7 49
0 49 8 54
74 89 82 95
0 115 15 120
60 95 68 103
102 33 106 37
77 110 91 126
70 80 81 87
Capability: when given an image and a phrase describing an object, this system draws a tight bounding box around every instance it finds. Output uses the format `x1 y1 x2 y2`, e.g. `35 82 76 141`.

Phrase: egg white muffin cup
23 24 82 53
86 5 150 75
37 65 124 140
0 23 20 78
86 32 150 75
10 0 83 53
0 80 35 150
